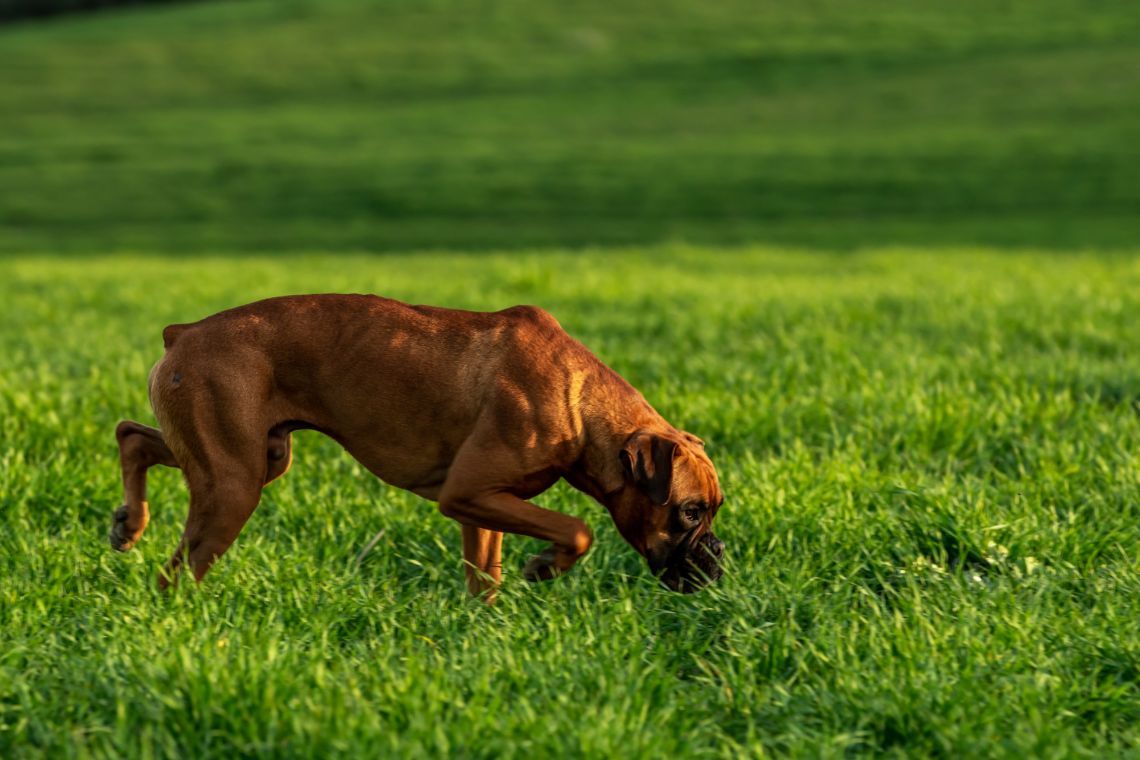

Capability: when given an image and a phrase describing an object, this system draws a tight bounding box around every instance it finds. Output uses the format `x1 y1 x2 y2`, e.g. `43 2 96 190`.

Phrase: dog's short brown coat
111 294 724 599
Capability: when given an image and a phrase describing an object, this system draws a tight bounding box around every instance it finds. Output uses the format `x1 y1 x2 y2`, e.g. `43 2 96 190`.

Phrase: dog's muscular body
111 294 724 600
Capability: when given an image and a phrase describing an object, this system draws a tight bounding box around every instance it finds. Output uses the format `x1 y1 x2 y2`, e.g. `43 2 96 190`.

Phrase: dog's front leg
461 525 503 602
440 490 593 593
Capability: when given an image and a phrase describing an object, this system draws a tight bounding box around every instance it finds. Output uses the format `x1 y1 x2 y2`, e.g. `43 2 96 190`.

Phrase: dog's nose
708 535 725 558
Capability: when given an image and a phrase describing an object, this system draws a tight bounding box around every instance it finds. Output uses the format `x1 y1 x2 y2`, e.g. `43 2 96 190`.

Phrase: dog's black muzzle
655 531 725 593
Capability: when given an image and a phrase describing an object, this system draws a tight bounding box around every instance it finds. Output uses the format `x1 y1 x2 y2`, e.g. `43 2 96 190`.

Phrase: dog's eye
680 504 703 525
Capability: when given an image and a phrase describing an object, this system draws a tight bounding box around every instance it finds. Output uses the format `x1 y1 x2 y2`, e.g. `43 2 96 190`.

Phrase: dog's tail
162 323 191 349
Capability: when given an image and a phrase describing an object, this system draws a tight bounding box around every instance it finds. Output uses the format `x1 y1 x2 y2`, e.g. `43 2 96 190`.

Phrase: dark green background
2 0 1137 253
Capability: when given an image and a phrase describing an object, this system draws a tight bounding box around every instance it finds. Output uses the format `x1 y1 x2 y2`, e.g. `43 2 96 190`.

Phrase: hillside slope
1 0 1138 252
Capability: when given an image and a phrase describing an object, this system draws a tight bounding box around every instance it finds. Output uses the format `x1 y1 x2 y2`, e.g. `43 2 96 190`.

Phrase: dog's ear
619 433 677 506
681 431 705 448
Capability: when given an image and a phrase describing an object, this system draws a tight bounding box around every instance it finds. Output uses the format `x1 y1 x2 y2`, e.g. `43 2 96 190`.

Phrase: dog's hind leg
263 425 294 486
158 443 267 590
110 420 180 552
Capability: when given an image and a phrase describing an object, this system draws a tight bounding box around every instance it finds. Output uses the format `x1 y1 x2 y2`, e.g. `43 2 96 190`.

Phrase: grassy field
3 0 1140 756
1 0 1139 252
2 248 1140 757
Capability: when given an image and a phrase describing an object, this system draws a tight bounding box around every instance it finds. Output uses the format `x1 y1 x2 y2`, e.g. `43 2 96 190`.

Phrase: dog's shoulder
497 304 562 333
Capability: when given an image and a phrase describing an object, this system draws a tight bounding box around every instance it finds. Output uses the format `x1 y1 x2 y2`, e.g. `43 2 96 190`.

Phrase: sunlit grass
2 246 1139 756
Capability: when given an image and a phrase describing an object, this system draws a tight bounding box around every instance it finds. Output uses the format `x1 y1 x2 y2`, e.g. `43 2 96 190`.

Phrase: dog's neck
565 363 668 505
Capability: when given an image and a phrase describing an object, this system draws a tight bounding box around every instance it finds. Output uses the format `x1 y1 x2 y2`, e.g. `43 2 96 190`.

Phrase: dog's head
606 430 725 592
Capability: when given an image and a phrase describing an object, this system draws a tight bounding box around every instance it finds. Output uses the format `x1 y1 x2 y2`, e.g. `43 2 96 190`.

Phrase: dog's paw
522 547 562 582
108 505 147 552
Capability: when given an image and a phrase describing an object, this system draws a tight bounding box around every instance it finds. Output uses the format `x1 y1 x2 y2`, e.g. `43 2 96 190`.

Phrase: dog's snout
707 535 725 558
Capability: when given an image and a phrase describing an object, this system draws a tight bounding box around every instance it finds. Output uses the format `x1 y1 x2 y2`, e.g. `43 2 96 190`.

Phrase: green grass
2 247 1140 757
2 0 1140 755
1 0 1139 252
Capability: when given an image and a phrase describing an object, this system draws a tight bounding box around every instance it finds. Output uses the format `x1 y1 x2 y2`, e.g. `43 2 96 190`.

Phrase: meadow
1 0 1138 253
3 0 1140 756
2 249 1140 757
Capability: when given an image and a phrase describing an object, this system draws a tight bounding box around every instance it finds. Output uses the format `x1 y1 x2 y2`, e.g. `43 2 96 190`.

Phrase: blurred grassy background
2 0 1138 253
4 4 1140 755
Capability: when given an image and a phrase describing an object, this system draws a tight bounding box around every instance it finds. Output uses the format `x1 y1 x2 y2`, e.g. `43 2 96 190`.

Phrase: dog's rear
111 322 194 553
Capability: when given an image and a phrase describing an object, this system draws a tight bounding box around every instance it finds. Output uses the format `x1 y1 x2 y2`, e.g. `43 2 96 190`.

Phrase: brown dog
110 294 724 600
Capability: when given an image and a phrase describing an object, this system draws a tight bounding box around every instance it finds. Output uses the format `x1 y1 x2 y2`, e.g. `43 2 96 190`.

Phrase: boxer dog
110 295 724 601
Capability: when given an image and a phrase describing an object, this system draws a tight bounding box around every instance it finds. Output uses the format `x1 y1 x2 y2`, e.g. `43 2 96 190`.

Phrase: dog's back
148 294 598 496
